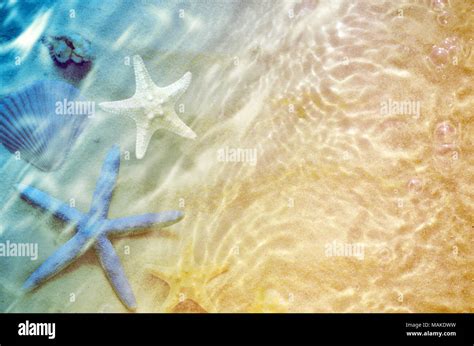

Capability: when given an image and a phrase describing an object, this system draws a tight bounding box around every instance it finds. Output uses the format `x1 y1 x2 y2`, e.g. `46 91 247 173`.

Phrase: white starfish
99 55 196 159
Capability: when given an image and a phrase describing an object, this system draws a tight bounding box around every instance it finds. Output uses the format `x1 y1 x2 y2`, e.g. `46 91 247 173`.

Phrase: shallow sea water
0 0 472 312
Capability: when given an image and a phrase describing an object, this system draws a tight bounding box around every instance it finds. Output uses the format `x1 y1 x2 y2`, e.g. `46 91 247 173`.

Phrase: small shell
41 33 94 82
41 34 94 65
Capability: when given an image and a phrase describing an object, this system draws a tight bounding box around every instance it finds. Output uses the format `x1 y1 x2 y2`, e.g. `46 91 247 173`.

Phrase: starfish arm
133 55 156 94
163 111 197 139
135 123 155 159
23 233 90 291
145 264 175 283
89 145 120 218
104 211 184 235
160 287 181 312
94 235 137 310
191 292 218 313
16 184 84 223
99 98 141 116
161 71 192 101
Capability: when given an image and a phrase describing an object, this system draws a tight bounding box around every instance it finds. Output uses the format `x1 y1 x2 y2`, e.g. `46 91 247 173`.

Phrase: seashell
0 80 91 171
41 33 94 82
41 33 94 65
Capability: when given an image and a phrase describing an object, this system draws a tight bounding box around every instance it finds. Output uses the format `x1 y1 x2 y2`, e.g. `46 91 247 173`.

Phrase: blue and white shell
0 80 91 171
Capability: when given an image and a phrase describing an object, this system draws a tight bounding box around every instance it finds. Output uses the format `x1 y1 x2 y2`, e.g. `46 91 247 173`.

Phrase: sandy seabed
0 0 472 312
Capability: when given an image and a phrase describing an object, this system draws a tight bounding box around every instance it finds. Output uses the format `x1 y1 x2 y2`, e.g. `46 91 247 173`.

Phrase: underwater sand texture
0 0 473 312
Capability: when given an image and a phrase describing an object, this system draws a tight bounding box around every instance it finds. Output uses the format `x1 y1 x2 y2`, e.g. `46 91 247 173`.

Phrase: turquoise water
1 0 241 88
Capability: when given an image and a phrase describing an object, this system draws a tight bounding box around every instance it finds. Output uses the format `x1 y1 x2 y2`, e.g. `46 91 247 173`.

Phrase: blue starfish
16 144 184 310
